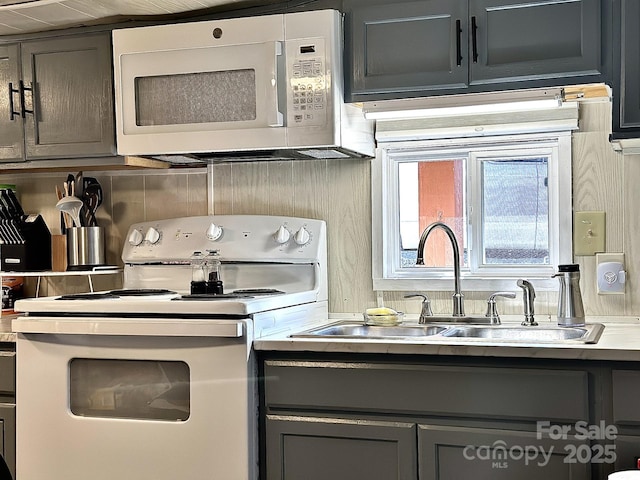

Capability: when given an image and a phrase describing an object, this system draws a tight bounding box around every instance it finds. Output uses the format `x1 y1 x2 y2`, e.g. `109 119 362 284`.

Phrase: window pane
398 159 467 268
135 70 257 126
482 158 549 264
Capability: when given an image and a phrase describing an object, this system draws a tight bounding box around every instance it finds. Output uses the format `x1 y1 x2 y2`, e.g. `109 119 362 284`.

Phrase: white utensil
56 196 83 227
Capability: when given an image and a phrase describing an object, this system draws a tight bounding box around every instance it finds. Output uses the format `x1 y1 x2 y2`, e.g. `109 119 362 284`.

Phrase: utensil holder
66 227 105 271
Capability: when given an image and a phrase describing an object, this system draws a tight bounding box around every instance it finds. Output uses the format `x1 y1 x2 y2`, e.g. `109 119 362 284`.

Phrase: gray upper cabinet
469 0 602 86
345 0 609 102
0 44 23 162
345 0 469 99
612 0 640 137
0 32 115 163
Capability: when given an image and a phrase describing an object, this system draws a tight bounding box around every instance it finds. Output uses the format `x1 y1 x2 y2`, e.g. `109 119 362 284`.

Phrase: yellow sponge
365 307 398 316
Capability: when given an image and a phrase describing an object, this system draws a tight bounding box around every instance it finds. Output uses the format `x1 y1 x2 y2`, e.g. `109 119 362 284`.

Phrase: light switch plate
574 211 606 256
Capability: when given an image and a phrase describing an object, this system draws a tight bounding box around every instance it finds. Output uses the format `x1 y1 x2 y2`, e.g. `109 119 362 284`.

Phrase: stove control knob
128 229 144 246
294 227 311 246
145 227 161 244
206 223 223 241
274 225 291 244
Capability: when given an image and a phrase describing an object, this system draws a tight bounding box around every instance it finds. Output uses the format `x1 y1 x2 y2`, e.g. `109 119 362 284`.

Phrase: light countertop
254 314 640 362
0 315 17 343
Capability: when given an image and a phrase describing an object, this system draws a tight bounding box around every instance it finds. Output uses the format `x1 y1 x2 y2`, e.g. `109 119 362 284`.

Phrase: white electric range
13 214 328 480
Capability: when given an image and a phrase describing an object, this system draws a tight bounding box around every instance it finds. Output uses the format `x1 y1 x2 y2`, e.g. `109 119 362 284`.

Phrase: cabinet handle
8 82 20 120
19 80 34 117
455 19 462 66
471 16 479 63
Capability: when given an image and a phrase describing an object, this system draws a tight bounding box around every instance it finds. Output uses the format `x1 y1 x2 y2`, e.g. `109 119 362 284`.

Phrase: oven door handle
13 317 245 337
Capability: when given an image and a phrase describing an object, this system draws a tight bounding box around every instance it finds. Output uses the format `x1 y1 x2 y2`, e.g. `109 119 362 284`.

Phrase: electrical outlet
574 211 605 256
596 253 626 294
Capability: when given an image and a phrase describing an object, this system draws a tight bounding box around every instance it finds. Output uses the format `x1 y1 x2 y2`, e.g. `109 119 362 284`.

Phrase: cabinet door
612 369 640 426
418 424 590 480
613 435 640 472
0 44 24 163
612 370 640 471
345 0 468 102
265 415 417 480
0 403 15 480
613 0 640 132
469 0 603 86
20 33 115 160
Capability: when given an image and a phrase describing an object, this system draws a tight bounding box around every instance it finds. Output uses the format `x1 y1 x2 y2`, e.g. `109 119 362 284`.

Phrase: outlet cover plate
596 253 626 294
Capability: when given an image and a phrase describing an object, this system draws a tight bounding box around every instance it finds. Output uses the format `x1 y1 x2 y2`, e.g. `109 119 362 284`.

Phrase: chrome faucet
517 279 538 326
485 292 516 325
404 294 433 324
416 222 464 317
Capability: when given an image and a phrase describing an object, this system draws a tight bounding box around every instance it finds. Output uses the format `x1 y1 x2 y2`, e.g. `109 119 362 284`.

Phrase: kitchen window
372 105 576 292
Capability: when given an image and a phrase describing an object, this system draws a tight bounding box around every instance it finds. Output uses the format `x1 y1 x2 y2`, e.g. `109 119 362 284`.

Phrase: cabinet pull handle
455 19 462 66
19 80 34 117
471 16 479 63
8 82 20 120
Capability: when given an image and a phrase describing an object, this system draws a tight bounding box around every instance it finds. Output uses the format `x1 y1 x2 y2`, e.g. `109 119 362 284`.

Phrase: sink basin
291 321 605 344
291 323 448 339
442 323 605 344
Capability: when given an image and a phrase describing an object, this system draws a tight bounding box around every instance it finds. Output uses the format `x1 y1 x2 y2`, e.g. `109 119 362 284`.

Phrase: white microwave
112 9 374 161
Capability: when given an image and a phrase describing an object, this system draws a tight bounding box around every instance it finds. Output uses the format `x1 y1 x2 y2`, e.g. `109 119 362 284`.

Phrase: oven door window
69 359 190 421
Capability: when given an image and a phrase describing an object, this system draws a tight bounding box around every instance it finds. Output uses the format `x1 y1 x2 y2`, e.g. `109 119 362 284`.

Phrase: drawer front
613 370 640 424
264 360 589 422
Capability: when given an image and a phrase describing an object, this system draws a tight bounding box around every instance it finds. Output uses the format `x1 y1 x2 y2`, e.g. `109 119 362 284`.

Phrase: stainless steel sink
291 322 449 339
291 321 605 344
442 323 605 344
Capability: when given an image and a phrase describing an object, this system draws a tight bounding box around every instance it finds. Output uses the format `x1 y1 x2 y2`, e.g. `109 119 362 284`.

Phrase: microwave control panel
287 38 328 127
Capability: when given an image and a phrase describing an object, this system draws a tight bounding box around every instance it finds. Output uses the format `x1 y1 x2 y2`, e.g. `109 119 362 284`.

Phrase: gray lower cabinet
612 369 640 471
0 404 15 480
419 424 589 479
265 415 417 479
0 32 115 163
261 358 595 480
0 351 15 479
344 0 608 102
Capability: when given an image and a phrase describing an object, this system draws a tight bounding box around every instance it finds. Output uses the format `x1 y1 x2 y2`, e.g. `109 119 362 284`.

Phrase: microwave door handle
267 41 284 127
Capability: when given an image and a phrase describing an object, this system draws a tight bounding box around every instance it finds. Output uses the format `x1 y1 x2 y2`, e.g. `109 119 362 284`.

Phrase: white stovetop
14 290 320 317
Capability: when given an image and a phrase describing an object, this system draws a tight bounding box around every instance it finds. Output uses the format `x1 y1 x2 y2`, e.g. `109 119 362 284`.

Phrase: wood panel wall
2 99 637 318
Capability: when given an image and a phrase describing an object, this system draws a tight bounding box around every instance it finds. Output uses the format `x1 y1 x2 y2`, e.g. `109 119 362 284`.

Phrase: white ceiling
0 0 243 36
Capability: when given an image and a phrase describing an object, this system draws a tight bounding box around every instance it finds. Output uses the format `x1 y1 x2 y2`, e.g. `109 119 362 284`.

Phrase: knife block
51 235 67 272
0 215 52 272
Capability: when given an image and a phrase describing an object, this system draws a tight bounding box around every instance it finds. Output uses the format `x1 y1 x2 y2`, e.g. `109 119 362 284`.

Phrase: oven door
15 316 256 480
114 38 286 156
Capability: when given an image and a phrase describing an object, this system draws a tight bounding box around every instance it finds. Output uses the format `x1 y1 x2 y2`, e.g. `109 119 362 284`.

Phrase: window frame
372 131 573 292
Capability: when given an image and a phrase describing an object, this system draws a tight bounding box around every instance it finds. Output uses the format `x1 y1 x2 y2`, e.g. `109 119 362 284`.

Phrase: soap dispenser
553 264 585 327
